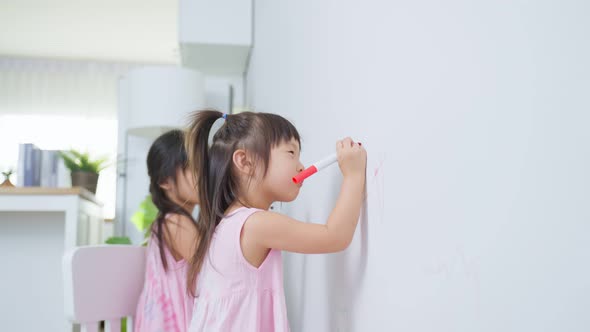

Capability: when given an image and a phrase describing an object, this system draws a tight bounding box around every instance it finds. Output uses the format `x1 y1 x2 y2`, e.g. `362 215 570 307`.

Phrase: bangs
258 113 301 149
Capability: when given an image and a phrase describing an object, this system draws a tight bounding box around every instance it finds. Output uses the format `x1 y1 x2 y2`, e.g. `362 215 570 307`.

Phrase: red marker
293 142 362 184
292 153 337 184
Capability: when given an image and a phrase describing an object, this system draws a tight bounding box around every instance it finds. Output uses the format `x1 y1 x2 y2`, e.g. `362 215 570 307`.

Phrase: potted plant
58 149 109 194
1 169 15 188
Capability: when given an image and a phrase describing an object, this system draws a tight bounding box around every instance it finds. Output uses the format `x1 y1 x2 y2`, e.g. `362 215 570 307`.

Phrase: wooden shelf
0 186 102 206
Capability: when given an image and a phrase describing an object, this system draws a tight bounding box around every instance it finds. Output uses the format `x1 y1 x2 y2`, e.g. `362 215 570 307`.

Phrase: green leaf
58 149 111 173
131 195 159 234
105 236 132 245
58 151 81 172
2 169 14 177
68 149 85 159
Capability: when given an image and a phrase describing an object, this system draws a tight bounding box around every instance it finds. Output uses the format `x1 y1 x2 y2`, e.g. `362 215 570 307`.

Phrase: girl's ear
232 149 253 176
159 177 173 191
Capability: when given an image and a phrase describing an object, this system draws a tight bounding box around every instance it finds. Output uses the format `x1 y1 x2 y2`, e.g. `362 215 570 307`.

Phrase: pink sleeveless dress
188 207 290 332
134 236 194 332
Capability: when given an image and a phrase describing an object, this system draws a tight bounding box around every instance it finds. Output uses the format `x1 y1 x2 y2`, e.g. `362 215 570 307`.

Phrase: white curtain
0 56 136 218
0 56 134 116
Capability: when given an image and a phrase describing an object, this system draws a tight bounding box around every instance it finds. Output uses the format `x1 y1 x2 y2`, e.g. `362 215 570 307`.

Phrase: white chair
63 245 147 332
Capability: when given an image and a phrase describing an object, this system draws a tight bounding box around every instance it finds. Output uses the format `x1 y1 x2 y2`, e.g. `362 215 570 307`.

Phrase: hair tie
222 113 228 120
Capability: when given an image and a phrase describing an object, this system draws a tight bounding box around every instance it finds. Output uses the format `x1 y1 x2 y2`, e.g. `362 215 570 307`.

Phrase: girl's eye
288 151 295 155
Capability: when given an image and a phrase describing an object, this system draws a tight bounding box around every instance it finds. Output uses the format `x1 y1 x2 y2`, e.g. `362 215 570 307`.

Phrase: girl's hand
243 138 367 255
336 137 367 179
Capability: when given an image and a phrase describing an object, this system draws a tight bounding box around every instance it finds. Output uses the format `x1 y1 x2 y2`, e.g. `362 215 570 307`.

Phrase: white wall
247 1 590 331
204 75 245 113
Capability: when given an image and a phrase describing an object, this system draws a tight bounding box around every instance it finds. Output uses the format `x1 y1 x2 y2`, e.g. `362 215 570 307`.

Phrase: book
17 144 26 186
57 156 71 187
18 143 39 187
41 150 59 187
18 145 67 187
31 146 42 186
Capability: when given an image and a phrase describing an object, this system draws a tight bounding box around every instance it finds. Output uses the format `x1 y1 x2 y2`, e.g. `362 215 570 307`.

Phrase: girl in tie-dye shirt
134 129 200 332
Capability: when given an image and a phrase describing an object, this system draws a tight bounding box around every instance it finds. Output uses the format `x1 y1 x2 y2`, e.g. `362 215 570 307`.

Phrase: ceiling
0 0 179 64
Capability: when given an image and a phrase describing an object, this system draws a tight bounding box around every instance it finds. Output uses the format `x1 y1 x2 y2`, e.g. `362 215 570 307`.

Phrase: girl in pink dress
184 111 367 331
134 129 199 332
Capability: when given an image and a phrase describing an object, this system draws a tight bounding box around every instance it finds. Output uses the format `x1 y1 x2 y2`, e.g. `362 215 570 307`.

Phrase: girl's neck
170 197 196 215
226 177 273 214
227 194 272 214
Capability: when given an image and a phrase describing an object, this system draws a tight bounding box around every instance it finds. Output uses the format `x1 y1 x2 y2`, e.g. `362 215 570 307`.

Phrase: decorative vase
0 179 14 188
1 171 14 188
71 171 99 194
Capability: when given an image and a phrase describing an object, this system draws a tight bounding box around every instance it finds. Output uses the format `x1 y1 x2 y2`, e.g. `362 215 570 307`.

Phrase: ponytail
184 109 224 297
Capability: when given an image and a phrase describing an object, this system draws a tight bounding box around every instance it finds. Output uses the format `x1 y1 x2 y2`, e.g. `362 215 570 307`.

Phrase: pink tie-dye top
134 235 194 332
188 207 290 332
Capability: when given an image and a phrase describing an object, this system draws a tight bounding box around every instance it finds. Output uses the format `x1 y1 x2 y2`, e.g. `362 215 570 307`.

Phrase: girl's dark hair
185 109 300 296
147 129 196 272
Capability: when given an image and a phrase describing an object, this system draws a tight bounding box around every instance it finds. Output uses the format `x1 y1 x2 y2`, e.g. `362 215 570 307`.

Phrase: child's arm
164 213 199 260
243 137 366 254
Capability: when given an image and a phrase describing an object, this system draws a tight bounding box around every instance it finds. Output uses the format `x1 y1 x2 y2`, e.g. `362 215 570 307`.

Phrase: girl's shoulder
164 212 195 226
161 212 199 261
164 212 195 224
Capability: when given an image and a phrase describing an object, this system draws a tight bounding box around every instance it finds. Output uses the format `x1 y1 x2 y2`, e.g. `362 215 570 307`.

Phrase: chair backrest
63 245 147 332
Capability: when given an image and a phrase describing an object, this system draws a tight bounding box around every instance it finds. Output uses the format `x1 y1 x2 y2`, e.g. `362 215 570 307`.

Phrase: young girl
184 110 366 331
134 129 200 332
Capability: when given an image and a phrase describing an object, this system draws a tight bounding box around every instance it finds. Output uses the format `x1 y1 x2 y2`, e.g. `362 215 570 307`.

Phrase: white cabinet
0 187 103 332
179 0 252 75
